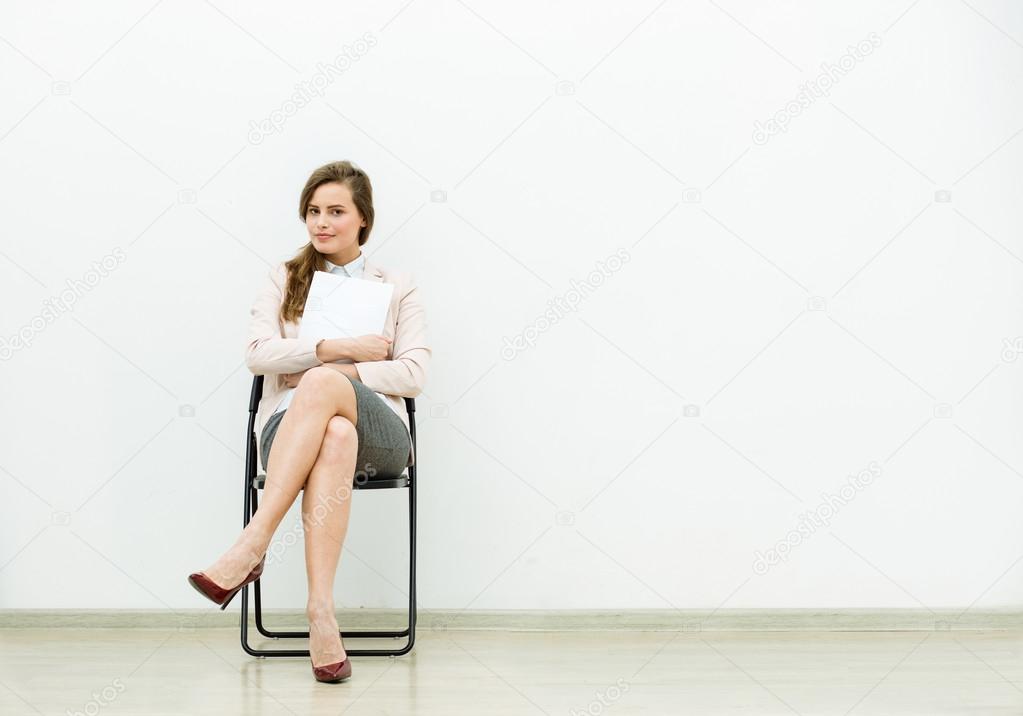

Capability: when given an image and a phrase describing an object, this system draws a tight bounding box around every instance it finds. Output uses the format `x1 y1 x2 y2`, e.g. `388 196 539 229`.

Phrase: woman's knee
294 367 354 404
298 366 344 390
322 416 358 458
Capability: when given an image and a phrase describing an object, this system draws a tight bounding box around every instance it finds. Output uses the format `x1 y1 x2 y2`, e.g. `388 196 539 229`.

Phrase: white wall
1 0 1022 613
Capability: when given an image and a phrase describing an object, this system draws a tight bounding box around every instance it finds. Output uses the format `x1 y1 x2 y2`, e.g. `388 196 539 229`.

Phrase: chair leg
239 476 417 658
340 471 417 656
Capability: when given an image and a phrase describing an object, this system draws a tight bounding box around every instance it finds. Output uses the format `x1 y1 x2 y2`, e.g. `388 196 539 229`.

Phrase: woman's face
306 181 365 262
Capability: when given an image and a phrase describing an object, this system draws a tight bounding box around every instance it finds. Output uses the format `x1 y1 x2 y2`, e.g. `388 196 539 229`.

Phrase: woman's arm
248 263 422 391
353 276 431 398
245 264 326 375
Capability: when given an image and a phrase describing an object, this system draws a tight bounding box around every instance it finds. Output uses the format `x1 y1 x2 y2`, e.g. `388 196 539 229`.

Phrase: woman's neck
326 248 361 266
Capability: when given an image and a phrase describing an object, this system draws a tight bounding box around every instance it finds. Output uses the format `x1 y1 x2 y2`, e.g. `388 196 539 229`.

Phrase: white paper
298 271 394 343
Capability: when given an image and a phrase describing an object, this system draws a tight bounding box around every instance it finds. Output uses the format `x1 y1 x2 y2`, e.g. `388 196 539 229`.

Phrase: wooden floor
1 628 1021 714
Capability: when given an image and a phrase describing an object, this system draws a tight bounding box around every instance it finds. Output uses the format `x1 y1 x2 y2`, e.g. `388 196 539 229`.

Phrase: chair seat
253 473 409 490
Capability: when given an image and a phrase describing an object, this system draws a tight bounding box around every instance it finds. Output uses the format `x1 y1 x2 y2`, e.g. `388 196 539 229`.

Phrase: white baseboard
0 608 1019 631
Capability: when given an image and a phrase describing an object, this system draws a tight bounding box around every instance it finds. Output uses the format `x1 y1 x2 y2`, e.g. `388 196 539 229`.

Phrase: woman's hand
282 371 306 388
340 334 391 362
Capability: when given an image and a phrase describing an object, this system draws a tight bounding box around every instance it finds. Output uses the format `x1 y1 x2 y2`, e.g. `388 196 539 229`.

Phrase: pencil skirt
259 374 412 481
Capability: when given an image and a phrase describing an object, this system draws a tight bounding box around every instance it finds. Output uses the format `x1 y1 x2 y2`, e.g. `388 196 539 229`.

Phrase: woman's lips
315 234 333 240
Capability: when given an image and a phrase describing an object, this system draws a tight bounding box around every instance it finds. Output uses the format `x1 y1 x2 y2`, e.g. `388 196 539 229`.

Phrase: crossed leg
200 366 360 665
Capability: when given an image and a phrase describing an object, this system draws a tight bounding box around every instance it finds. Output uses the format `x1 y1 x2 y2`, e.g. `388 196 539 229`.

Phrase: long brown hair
280 160 376 324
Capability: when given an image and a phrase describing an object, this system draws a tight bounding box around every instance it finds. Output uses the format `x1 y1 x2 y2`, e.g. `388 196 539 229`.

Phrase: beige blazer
245 256 430 467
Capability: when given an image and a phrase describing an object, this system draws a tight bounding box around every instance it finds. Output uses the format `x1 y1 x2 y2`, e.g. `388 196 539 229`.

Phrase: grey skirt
260 375 412 481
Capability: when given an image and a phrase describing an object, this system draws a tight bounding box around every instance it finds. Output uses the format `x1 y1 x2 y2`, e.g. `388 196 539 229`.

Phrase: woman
187 160 430 683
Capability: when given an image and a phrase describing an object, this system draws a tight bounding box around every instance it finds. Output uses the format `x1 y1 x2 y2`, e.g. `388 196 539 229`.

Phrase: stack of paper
299 270 394 344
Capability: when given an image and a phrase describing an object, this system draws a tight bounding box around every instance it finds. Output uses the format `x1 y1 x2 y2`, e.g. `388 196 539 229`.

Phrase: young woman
187 160 430 683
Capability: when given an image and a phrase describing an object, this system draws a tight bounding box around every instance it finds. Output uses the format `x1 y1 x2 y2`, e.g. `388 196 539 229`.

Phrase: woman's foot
307 602 348 669
201 535 266 590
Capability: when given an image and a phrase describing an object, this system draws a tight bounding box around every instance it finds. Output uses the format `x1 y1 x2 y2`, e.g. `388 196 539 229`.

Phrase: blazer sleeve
245 263 325 375
355 273 431 398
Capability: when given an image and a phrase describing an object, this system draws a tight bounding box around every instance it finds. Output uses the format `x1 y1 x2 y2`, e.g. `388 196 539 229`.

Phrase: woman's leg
200 367 358 588
303 415 358 666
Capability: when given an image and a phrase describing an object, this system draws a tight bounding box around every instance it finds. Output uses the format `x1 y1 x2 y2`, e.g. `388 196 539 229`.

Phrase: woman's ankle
306 599 336 622
237 527 270 557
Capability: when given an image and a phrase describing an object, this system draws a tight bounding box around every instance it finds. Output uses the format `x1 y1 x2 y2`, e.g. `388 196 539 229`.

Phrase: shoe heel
220 588 241 611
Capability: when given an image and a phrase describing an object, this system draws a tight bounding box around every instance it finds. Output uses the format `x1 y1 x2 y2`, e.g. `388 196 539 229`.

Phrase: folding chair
238 375 417 658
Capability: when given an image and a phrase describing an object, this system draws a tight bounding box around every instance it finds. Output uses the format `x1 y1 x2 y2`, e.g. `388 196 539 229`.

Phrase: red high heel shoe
312 656 352 683
187 555 266 610
311 634 352 683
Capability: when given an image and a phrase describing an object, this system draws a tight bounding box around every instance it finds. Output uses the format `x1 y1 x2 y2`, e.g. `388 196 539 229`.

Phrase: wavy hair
280 160 375 324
